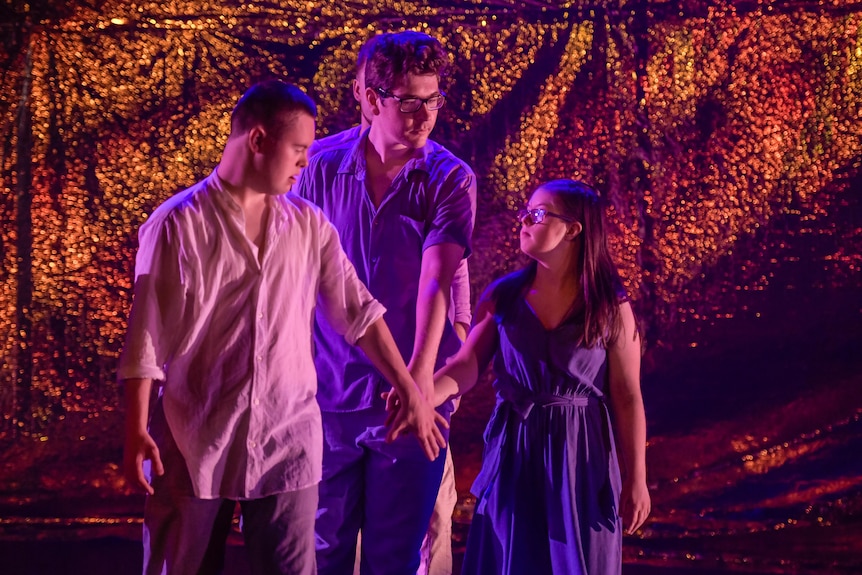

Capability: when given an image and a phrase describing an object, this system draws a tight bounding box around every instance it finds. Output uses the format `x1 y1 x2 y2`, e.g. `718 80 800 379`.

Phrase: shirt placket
369 205 383 285
366 175 392 289
244 211 274 498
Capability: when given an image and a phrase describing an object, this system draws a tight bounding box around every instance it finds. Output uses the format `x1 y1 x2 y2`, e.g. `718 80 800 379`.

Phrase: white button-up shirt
118 170 385 499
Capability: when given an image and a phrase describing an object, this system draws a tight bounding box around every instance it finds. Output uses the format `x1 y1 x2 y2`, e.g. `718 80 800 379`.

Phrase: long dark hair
494 179 627 348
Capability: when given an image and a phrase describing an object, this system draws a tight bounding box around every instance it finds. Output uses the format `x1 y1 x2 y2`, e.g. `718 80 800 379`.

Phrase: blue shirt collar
338 127 432 181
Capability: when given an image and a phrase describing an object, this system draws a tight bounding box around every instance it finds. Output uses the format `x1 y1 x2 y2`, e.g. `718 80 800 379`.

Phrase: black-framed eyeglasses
517 208 574 225
375 88 446 113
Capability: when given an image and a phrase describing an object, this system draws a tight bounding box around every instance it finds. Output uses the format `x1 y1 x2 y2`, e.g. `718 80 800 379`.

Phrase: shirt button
258 313 263 319
253 398 260 406
248 440 256 448
256 355 263 361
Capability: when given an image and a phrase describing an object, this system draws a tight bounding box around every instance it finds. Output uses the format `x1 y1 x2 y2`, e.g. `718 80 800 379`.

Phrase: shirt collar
338 128 433 180
207 167 241 215
207 167 289 226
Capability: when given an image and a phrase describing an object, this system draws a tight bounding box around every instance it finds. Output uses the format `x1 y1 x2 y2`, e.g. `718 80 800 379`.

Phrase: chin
404 132 430 148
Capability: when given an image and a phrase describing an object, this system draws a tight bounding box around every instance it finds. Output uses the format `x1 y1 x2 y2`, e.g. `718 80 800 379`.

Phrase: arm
607 301 651 534
432 295 498 406
355 318 448 461
453 322 469 343
412 160 474 388
117 217 184 494
408 242 465 398
451 165 477 342
450 259 471 342
122 378 164 494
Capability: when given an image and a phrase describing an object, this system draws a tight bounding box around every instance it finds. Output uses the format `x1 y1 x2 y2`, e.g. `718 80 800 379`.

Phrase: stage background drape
1 1 860 571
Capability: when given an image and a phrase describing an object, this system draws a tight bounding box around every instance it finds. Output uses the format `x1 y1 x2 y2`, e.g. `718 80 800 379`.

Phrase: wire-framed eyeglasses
375 88 446 113
517 208 575 225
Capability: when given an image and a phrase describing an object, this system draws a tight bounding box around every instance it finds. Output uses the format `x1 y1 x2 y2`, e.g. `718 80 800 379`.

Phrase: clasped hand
382 386 448 462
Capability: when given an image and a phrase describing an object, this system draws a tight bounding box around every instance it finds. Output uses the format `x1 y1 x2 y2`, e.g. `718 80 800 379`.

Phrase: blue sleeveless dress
462 296 622 574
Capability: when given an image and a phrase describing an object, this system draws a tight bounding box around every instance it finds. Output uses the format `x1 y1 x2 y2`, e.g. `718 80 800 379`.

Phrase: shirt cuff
343 299 387 346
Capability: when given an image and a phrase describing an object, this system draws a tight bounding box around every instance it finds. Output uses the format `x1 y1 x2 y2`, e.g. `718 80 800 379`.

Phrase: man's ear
352 79 362 103
566 221 583 240
366 87 381 115
248 126 265 153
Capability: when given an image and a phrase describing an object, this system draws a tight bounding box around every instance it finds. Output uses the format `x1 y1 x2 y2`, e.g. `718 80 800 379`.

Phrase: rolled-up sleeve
450 259 472 326
117 217 186 381
314 210 386 345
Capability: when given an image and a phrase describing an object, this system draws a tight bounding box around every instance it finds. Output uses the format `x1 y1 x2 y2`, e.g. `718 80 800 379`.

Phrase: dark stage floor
1 285 860 574
0 537 802 575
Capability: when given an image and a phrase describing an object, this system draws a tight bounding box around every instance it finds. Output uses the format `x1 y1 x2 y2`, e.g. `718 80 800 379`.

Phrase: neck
217 140 268 212
366 126 416 169
533 250 580 293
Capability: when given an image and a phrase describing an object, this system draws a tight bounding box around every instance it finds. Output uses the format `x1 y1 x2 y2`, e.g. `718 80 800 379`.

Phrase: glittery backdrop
1 1 861 572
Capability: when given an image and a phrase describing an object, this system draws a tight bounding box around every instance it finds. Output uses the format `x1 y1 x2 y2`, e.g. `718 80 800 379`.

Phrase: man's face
368 72 440 151
255 111 315 195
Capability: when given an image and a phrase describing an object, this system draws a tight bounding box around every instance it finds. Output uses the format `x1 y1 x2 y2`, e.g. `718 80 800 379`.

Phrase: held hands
382 378 448 462
123 429 164 495
620 478 651 535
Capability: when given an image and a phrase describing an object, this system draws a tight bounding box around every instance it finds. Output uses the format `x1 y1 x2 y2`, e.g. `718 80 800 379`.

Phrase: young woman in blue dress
429 179 651 574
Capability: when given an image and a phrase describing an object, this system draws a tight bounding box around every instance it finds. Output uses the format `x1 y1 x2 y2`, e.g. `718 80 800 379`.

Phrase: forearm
124 378 153 435
434 353 480 405
611 393 648 483
454 322 469 342
411 244 464 388
356 318 423 401
410 276 451 379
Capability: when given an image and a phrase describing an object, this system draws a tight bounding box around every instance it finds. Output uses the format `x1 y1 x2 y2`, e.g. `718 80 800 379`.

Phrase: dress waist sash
471 380 606 513
498 384 591 419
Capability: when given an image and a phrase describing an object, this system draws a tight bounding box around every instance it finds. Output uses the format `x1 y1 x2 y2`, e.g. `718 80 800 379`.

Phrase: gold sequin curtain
1 0 860 437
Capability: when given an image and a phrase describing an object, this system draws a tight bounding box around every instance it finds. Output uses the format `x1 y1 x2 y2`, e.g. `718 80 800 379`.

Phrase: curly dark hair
364 31 449 91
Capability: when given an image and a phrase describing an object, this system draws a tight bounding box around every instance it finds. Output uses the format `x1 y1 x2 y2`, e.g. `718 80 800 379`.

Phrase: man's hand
123 429 164 495
383 388 448 461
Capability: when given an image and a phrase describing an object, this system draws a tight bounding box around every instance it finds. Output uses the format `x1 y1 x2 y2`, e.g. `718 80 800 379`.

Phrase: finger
135 456 154 495
633 506 650 532
150 446 165 476
384 407 397 428
627 507 645 534
434 411 449 429
386 420 407 443
432 425 447 450
389 395 401 413
421 434 438 461
428 432 440 459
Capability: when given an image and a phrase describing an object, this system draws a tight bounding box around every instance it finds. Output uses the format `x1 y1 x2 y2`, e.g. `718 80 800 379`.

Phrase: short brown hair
364 31 448 91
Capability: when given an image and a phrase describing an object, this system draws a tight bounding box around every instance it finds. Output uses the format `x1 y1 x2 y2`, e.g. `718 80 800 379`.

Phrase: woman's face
518 187 577 261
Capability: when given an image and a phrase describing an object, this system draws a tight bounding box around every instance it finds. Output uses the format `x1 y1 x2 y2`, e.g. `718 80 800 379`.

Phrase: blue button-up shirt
296 130 475 411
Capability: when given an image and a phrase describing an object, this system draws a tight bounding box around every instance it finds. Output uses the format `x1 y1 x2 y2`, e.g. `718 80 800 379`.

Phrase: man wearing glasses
308 32 476 575
296 31 474 574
